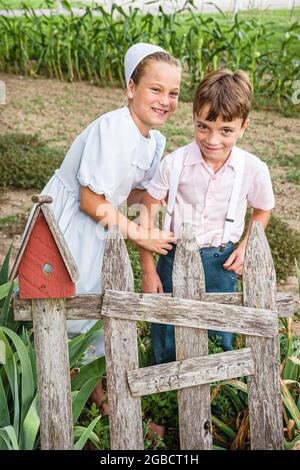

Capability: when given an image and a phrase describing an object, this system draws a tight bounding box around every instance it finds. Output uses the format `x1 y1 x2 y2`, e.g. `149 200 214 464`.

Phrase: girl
37 43 181 404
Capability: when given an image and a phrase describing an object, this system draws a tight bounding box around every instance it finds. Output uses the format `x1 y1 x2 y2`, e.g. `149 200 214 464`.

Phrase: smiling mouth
152 107 168 115
203 144 223 151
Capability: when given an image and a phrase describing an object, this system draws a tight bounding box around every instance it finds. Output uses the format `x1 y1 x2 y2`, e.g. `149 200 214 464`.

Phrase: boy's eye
222 129 233 134
151 88 160 93
170 92 179 98
197 124 207 130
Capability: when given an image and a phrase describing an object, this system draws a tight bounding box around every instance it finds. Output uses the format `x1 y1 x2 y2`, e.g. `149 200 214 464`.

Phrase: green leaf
0 430 13 450
212 415 236 440
72 376 100 424
74 425 101 449
71 356 105 392
0 243 13 285
0 327 35 442
284 433 300 450
68 321 103 368
74 416 100 450
0 425 19 450
0 281 14 327
22 394 40 450
281 380 300 431
0 374 10 428
0 281 14 301
283 337 300 381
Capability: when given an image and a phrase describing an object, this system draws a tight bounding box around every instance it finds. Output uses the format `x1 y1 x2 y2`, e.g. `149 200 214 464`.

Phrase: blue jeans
151 242 238 365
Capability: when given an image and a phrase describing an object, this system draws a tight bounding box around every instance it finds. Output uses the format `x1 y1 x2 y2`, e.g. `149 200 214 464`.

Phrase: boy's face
194 105 249 163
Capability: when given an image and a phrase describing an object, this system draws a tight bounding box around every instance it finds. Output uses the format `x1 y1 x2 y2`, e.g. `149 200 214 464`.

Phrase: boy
139 69 275 364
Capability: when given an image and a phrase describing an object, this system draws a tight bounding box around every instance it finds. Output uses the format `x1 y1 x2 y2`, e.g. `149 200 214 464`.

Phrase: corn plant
0 1 299 111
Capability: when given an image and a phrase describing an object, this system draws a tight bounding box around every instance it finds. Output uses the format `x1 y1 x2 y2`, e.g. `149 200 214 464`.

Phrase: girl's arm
126 189 145 207
139 191 170 293
223 208 271 275
80 186 175 254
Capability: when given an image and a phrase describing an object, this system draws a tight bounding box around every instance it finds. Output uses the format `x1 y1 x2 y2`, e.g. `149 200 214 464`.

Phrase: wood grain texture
128 348 254 397
243 222 284 450
32 298 73 450
101 290 277 337
14 292 294 321
31 194 53 204
173 223 212 450
102 225 143 450
18 212 75 299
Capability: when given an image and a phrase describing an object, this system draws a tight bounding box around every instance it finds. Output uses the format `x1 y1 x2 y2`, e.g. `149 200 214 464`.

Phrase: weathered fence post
102 226 143 450
9 195 78 450
243 221 284 450
173 223 212 450
32 298 73 449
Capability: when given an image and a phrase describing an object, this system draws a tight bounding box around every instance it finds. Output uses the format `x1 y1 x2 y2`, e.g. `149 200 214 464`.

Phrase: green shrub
266 213 300 281
244 211 300 281
0 133 64 190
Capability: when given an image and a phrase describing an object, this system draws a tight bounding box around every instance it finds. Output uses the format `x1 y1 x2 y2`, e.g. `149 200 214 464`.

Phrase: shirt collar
184 141 242 172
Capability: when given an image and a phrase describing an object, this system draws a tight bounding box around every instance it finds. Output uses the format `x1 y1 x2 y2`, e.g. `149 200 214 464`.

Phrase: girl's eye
151 88 160 93
222 129 233 134
170 92 179 98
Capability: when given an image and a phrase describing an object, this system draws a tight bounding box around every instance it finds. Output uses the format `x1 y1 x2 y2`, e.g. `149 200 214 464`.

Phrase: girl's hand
141 270 163 293
136 228 176 255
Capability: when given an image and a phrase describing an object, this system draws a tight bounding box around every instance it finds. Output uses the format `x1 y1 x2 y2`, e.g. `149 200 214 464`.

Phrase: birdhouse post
10 194 80 450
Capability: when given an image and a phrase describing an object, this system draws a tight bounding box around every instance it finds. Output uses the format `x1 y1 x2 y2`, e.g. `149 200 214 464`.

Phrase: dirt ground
0 73 299 300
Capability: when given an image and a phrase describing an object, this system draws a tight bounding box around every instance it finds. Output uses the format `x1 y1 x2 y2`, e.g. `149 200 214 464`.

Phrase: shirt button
204 214 208 219
212 176 216 181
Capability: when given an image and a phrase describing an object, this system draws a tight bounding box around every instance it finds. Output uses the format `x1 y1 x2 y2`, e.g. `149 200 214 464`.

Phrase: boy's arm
139 191 170 293
223 208 271 275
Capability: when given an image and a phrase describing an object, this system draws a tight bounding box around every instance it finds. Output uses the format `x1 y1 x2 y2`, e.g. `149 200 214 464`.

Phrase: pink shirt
147 141 275 247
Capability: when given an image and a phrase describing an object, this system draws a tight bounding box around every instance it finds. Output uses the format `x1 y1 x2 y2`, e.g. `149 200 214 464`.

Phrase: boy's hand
223 241 246 276
141 270 163 293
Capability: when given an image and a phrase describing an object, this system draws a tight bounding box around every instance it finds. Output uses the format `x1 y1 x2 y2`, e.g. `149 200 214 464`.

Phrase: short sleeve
133 131 166 191
77 110 138 199
247 161 275 210
146 154 171 200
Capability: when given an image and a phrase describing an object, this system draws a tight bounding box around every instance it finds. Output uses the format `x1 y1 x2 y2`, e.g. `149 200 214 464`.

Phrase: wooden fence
14 221 294 450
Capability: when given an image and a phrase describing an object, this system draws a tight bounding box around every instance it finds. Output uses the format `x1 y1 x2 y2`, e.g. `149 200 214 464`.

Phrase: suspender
163 147 245 248
220 151 245 250
163 152 184 232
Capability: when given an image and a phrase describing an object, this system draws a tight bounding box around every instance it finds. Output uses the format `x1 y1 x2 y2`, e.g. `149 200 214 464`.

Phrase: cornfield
0 0 299 110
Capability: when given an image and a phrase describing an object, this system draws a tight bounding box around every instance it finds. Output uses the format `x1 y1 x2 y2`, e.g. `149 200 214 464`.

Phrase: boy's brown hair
193 69 252 124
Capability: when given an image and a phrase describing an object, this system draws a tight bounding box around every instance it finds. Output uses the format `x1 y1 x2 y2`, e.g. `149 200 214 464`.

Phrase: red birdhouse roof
9 200 80 283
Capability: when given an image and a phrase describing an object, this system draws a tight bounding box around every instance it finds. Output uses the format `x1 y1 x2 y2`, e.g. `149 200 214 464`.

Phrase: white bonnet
124 43 167 87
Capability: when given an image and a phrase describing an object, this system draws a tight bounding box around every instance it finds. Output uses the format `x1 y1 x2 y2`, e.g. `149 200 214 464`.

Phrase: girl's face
127 61 181 136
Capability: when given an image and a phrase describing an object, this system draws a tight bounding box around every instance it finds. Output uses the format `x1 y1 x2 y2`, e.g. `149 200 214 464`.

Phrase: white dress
39 106 166 356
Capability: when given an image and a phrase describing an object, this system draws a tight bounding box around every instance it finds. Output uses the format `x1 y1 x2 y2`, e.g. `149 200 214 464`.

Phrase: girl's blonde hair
130 51 180 85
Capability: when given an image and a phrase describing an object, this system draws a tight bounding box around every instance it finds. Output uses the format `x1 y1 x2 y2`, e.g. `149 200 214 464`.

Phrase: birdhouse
9 195 79 299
